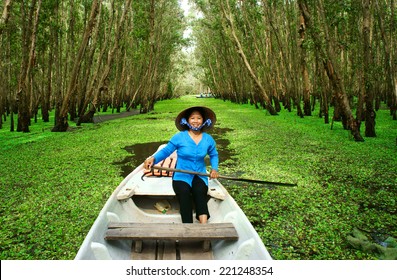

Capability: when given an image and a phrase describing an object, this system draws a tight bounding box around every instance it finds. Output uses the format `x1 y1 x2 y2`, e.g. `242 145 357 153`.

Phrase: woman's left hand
210 169 219 179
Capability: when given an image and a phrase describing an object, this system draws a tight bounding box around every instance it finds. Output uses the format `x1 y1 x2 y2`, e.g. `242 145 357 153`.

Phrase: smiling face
188 110 204 130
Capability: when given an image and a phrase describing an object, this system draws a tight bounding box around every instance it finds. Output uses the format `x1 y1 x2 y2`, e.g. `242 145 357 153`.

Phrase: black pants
172 175 209 223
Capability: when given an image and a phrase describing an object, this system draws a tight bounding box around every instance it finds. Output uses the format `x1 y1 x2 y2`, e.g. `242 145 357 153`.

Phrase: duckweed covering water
0 96 396 259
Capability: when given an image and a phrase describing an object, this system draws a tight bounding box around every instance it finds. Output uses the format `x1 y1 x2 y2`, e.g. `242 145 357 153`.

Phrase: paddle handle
150 166 210 178
149 166 297 186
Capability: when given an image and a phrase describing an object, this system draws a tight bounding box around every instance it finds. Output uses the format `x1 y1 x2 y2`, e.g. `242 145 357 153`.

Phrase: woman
144 106 219 224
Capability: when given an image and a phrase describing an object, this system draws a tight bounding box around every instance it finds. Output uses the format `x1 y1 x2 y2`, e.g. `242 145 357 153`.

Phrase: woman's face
188 111 203 130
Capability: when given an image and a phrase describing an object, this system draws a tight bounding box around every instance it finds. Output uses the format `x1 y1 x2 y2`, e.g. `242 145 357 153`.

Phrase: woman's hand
144 156 154 170
210 169 219 179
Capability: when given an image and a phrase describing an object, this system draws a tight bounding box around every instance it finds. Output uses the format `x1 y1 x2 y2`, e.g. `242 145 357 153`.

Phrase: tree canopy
0 0 396 139
0 0 186 132
191 0 396 140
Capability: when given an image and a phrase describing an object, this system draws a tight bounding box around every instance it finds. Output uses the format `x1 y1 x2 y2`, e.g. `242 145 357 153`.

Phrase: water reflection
113 127 236 178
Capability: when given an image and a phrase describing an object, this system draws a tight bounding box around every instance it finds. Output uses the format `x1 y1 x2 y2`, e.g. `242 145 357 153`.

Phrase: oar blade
219 175 297 186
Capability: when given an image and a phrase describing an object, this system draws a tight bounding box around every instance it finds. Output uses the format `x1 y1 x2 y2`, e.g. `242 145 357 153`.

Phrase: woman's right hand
144 156 154 170
209 169 219 179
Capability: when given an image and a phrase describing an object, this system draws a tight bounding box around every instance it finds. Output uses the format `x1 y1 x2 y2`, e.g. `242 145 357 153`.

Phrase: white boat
75 146 273 260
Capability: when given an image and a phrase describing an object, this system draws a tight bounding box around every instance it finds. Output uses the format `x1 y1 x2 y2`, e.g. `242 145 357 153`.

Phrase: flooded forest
0 0 396 139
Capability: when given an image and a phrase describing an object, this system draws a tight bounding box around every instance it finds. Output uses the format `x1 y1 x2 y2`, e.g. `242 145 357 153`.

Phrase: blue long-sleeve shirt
152 130 219 186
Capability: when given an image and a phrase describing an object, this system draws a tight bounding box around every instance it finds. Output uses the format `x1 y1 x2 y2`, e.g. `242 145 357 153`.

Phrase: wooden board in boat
131 240 214 260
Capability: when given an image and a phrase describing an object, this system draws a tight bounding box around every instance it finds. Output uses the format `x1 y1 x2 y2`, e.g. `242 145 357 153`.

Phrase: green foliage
0 96 396 259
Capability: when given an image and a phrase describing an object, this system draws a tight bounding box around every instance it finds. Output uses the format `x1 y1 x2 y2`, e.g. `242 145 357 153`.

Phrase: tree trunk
80 0 132 123
0 0 12 35
77 1 106 124
0 95 3 130
17 0 42 133
77 3 106 124
139 0 156 114
42 14 57 123
52 0 100 132
66 0 77 122
221 0 277 115
113 48 128 113
299 14 312 116
0 0 13 129
375 0 397 120
298 0 364 141
362 0 376 137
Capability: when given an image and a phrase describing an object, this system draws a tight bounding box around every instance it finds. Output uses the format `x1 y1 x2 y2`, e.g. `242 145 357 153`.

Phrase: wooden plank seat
105 222 238 253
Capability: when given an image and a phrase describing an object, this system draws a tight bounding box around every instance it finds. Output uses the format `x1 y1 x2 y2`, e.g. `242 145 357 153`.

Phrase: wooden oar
144 166 297 187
